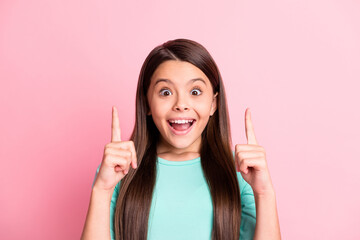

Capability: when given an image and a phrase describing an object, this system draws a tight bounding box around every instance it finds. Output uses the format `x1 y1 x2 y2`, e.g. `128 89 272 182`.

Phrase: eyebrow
154 78 207 86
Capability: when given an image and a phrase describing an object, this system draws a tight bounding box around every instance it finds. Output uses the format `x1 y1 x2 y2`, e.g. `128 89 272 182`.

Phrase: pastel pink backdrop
0 0 359 239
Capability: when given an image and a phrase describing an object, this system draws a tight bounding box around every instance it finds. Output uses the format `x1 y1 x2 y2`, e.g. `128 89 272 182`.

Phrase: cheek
150 100 170 119
196 100 214 115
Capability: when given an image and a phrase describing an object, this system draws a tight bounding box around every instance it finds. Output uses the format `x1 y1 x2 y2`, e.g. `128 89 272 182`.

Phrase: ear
146 95 152 116
210 92 218 116
146 100 152 115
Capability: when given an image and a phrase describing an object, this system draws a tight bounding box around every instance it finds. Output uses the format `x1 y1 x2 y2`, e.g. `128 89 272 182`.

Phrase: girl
81 39 281 240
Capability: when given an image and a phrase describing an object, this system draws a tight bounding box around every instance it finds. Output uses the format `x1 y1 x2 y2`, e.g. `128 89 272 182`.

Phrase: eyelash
159 87 203 96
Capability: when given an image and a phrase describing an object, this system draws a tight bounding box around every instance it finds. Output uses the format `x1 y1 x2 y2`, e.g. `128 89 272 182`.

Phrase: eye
159 88 172 96
191 87 202 96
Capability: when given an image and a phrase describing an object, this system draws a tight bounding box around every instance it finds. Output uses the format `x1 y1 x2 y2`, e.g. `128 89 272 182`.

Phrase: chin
168 135 201 150
172 143 193 150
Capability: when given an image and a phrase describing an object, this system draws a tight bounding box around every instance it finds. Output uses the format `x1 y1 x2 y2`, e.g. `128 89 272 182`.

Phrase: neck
156 136 201 161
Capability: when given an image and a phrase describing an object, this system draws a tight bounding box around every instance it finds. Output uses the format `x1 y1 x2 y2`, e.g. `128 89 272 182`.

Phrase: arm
81 106 135 239
81 164 117 240
81 186 114 240
235 108 281 239
253 190 281 240
238 174 256 239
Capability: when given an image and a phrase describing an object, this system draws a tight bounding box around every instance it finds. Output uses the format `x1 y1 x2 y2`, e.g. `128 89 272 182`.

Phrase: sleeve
92 163 121 240
232 151 257 240
238 172 256 240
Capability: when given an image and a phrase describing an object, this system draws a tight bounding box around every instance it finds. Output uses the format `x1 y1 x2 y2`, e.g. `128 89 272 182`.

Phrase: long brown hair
114 38 241 240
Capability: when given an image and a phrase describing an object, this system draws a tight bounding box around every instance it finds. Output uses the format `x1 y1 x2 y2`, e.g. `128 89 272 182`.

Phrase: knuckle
243 158 251 166
103 154 112 164
104 148 111 155
125 151 132 158
239 161 245 170
118 158 127 165
236 151 244 159
104 144 109 151
124 151 132 164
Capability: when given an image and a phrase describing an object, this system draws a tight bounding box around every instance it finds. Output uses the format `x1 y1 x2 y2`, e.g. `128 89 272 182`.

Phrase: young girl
81 39 281 240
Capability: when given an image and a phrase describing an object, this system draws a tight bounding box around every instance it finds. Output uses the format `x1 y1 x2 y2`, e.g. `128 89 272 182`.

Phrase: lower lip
167 121 196 136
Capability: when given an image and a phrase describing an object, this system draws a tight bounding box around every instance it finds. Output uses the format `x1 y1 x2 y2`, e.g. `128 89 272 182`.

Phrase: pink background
1 0 359 239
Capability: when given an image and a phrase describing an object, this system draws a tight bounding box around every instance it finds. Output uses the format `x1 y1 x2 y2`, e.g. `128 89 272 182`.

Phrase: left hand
235 108 275 196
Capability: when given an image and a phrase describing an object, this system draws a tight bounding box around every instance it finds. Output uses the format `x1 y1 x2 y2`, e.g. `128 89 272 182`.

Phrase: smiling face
146 60 218 155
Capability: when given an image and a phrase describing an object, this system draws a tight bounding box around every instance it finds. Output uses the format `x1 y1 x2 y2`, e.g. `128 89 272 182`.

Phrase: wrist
254 188 276 199
92 185 115 199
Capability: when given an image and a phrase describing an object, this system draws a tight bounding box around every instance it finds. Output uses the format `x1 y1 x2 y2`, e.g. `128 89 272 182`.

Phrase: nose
173 94 189 111
175 105 189 111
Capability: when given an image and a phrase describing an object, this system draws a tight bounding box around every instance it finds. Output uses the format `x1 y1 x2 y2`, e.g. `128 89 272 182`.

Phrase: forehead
150 60 210 86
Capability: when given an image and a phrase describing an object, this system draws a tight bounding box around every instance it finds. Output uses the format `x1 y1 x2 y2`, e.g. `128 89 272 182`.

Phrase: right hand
93 106 138 191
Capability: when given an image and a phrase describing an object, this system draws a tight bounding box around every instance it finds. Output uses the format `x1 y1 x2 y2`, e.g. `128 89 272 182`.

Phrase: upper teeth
169 119 194 124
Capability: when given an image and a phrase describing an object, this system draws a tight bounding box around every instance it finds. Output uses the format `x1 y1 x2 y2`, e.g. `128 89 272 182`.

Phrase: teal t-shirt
92 155 256 240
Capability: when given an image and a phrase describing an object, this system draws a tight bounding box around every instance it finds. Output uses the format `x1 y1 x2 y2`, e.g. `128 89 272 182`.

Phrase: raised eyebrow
154 78 207 86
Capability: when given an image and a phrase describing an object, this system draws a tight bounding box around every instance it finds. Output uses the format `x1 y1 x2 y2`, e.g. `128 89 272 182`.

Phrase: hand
93 106 138 191
235 108 274 196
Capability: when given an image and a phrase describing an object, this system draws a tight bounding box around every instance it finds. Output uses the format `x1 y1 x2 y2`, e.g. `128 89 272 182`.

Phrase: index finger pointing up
245 108 258 145
111 106 121 142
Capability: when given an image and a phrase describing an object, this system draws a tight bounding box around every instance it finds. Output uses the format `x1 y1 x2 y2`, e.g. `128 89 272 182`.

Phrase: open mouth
167 119 196 133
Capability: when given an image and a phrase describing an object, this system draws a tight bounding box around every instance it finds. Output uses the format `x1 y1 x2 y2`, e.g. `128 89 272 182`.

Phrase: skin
235 108 275 196
82 60 281 239
236 108 281 239
146 60 218 161
81 106 138 240
146 60 281 238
